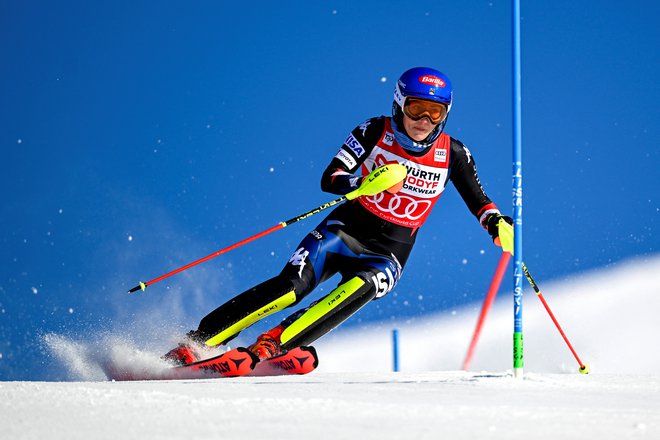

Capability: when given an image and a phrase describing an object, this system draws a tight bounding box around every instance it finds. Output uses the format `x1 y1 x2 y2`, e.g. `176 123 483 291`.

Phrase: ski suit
194 116 500 350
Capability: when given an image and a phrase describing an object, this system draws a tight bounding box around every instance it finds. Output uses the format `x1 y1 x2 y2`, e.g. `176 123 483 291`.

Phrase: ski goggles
403 98 448 124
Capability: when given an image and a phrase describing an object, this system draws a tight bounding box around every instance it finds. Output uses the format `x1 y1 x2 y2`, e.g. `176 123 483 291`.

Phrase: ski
249 346 318 376
104 346 318 381
104 346 258 381
174 346 259 378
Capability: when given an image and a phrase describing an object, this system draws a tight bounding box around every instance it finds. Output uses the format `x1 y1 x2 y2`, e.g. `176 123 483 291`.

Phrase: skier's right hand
346 164 407 200
385 177 405 194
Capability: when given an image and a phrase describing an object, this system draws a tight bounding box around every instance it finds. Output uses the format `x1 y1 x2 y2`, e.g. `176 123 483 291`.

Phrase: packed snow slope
2 372 658 440
1 254 659 439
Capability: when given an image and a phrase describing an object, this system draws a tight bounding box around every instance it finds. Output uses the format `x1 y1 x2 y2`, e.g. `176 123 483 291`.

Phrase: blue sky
1 1 658 380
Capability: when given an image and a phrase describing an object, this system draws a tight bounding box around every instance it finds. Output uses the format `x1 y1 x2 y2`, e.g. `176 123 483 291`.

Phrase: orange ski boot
248 325 285 361
162 331 205 365
162 344 200 365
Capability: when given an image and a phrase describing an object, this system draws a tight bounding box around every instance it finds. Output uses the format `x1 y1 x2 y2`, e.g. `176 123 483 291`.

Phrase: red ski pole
127 164 407 293
462 252 511 370
127 198 345 293
522 263 589 374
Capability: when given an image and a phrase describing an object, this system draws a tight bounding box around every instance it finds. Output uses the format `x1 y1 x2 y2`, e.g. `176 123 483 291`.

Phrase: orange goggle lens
403 98 448 124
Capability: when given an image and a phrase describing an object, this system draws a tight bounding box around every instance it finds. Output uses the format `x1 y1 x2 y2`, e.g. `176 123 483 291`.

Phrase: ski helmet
391 67 453 151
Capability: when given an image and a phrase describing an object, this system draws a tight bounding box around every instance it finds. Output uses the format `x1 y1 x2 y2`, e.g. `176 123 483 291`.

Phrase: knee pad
280 273 377 350
197 276 297 346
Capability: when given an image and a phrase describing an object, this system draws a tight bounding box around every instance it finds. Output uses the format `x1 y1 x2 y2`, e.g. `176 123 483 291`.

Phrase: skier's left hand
485 214 514 254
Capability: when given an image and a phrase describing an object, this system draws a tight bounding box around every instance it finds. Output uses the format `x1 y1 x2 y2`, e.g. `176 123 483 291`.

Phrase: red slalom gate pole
462 252 511 370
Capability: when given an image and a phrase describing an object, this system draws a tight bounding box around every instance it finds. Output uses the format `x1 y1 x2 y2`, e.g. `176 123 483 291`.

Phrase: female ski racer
164 67 513 364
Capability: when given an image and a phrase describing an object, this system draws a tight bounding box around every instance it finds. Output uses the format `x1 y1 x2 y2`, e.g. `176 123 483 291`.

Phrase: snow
2 373 659 439
1 255 660 439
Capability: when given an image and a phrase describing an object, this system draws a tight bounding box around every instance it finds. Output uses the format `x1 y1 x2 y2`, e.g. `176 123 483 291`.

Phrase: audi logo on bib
367 192 433 222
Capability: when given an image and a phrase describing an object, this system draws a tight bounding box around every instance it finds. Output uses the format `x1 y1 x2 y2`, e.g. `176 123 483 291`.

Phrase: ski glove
485 214 514 254
385 179 405 194
346 164 407 200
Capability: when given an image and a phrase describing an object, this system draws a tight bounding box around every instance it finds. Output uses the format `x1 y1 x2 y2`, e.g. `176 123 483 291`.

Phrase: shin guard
280 274 376 350
197 276 297 346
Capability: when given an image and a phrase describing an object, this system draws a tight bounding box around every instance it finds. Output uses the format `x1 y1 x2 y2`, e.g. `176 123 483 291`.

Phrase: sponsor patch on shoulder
344 133 365 158
434 148 447 162
336 149 357 168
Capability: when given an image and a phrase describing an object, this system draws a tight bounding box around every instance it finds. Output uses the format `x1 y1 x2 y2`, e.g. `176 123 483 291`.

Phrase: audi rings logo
366 192 432 220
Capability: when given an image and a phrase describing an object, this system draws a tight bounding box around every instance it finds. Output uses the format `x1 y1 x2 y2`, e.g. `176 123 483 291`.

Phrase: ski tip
299 346 319 369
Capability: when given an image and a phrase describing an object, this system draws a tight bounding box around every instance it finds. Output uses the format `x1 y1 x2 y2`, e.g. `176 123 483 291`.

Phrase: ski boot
248 325 285 361
162 330 205 366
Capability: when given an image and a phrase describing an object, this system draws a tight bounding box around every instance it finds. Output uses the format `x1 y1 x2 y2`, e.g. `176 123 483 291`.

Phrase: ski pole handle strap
345 164 407 201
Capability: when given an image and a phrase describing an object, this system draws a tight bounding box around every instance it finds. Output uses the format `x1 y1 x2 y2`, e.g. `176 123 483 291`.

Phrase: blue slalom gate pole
392 329 400 372
512 0 524 378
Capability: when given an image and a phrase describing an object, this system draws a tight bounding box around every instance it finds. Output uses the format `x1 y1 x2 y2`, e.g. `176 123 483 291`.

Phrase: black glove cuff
485 214 513 240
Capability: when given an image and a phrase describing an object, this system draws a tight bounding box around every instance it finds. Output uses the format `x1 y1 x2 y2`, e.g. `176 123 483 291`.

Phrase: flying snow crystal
0 353 3 359
269 167 275 172
68 308 74 314
58 209 63 214
480 249 485 255
380 77 387 83
31 287 38 294
17 139 22 144
332 10 337 15
127 235 133 242
462 258 468 265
